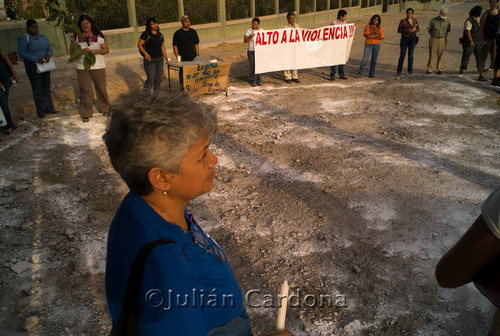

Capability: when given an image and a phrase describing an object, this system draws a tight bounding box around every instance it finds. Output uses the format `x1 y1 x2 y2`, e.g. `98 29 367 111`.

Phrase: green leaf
83 53 96 71
46 13 58 22
68 43 82 63
83 55 92 71
69 22 82 39
85 52 96 65
47 1 63 12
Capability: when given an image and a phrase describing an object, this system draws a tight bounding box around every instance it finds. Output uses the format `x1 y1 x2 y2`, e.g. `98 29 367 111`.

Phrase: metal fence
69 0 387 31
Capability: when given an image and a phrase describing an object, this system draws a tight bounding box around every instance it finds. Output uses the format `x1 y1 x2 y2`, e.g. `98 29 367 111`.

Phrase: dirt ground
1 1 499 335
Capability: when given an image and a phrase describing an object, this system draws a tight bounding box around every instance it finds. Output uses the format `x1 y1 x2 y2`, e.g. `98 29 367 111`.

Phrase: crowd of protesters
0 4 499 133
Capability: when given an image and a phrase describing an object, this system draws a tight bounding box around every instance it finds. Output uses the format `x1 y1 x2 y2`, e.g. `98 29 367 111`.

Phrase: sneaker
339 76 348 80
369 75 374 78
292 78 300 83
330 76 335 81
285 79 291 83
436 71 443 74
459 69 465 74
257 82 262 86
408 71 412 74
37 113 47 118
425 70 431 74
396 72 401 76
478 75 487 82
251 83 257 87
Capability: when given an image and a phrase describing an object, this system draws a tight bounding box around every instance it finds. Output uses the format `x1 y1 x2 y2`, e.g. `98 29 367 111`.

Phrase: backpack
139 32 164 57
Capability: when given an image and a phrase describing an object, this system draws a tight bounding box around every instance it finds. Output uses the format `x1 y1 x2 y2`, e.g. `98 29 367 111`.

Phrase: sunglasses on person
188 214 227 263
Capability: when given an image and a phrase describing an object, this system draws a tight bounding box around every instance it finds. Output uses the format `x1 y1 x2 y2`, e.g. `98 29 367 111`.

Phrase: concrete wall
0 19 69 57
0 0 438 57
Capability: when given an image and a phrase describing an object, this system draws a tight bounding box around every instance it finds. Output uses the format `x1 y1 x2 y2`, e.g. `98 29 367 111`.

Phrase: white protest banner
254 24 356 74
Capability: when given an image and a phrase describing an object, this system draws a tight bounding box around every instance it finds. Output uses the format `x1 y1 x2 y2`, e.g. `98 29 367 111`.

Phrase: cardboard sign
183 62 231 96
254 24 356 74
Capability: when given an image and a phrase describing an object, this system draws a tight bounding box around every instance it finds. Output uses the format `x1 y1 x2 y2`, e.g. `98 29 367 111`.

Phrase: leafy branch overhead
45 0 96 70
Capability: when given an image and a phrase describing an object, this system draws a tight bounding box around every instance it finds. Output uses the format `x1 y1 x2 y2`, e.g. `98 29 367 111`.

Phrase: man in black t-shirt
172 15 200 88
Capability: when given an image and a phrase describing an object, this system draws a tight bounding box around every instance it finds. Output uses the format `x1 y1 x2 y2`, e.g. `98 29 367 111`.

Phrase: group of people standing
0 16 110 129
1 5 499 134
459 0 500 84
244 6 499 86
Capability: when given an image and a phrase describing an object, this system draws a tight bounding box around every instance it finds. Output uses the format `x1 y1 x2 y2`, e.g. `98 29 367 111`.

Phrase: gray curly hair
103 92 217 196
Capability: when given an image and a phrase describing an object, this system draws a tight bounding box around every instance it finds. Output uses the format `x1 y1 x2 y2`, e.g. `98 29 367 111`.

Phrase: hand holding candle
276 280 289 332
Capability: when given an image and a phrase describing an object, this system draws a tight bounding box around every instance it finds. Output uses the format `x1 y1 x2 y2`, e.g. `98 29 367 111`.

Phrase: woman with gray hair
104 92 289 336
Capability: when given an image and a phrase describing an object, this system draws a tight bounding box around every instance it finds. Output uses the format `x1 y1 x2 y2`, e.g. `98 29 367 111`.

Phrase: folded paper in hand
36 58 56 73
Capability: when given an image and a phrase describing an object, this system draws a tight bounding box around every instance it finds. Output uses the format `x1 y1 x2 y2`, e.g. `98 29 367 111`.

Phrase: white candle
276 280 289 331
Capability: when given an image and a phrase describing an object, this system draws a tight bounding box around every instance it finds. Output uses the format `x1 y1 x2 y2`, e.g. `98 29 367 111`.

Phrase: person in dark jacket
459 6 482 74
0 48 20 135
477 0 498 81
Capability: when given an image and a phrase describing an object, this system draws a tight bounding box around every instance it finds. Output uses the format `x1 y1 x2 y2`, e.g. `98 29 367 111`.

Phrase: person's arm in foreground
435 215 500 288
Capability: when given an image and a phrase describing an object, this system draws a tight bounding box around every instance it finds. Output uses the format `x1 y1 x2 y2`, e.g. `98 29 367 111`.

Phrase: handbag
473 255 500 308
36 58 56 73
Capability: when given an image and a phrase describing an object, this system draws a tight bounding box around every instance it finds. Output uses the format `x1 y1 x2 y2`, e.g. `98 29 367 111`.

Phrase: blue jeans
0 74 15 129
24 61 55 116
397 36 417 74
143 57 164 91
330 64 345 78
358 44 381 77
460 40 480 71
247 50 261 84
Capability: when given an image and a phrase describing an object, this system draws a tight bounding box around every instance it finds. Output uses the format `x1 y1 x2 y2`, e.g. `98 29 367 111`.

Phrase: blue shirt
18 33 53 63
105 192 244 335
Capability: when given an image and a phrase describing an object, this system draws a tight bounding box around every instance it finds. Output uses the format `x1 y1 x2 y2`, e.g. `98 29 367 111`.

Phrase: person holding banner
173 15 200 89
18 19 58 118
244 17 264 86
284 12 300 83
330 10 349 80
357 15 384 78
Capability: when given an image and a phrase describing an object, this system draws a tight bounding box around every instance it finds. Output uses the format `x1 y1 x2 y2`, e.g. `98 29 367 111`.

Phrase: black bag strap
113 239 188 336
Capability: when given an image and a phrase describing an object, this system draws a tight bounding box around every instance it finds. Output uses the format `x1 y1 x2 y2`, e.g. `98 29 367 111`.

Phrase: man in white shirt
244 17 264 86
284 12 300 83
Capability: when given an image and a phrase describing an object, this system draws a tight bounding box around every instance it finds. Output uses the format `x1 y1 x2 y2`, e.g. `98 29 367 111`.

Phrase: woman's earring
163 190 167 196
